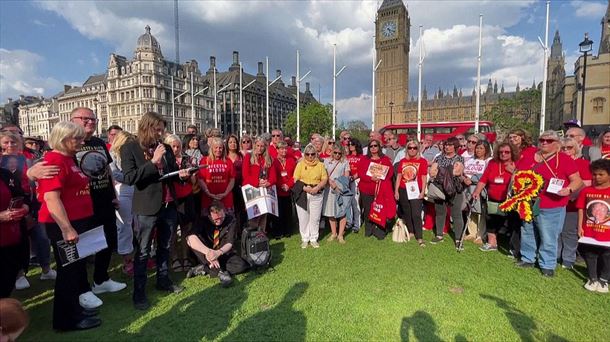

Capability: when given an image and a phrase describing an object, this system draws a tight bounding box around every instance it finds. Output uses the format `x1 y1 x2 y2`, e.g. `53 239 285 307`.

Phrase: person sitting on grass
576 159 610 293
185 201 249 287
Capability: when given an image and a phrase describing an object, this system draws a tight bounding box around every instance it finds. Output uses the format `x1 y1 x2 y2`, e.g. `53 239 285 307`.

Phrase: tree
337 120 371 144
284 103 333 145
483 88 541 139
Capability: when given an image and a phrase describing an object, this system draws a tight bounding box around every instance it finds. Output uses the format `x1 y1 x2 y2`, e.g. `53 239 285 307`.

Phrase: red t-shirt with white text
199 157 235 209
37 151 93 223
576 186 610 241
346 155 363 177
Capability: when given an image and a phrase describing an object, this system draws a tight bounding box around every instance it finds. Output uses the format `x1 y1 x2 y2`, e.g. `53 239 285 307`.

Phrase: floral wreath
499 170 544 222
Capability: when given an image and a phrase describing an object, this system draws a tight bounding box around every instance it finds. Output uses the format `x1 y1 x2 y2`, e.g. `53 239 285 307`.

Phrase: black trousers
92 212 117 286
434 193 464 240
0 244 23 298
45 219 93 330
360 193 387 240
506 211 522 258
197 252 249 277
398 189 423 240
276 195 295 237
578 243 610 281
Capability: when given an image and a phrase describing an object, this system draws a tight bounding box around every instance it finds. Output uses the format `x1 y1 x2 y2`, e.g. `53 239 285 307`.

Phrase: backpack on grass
241 226 271 269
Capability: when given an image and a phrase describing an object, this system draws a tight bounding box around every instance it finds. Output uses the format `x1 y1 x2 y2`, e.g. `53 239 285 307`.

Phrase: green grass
16 229 610 341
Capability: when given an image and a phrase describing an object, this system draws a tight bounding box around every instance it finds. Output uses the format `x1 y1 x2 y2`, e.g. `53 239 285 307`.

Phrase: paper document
405 181 420 200
57 226 108 266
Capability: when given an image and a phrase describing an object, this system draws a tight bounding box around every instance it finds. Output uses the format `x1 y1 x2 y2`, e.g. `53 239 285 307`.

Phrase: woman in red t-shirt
227 134 245 228
165 134 196 271
557 138 592 268
358 139 394 239
576 159 610 292
242 136 276 230
199 138 235 214
346 138 363 232
595 129 610 160
394 140 428 246
37 121 99 331
273 141 296 238
472 142 517 251
508 128 537 170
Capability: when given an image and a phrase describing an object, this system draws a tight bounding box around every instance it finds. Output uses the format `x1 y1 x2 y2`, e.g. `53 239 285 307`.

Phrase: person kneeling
186 202 249 287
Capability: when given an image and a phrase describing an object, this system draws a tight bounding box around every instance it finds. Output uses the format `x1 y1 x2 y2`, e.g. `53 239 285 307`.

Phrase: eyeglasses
241 140 251 144
499 150 511 155
407 147 418 150
562 146 575 150
458 137 465 140
342 137 350 140
538 138 557 144
467 140 477 144
305 153 316 157
73 116 98 123
272 134 281 137
369 144 379 148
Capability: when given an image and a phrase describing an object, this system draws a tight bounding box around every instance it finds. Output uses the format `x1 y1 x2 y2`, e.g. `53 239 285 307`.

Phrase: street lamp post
578 33 593 125
296 49 311 143
266 56 282 133
239 62 256 138
389 101 394 124
171 75 189 134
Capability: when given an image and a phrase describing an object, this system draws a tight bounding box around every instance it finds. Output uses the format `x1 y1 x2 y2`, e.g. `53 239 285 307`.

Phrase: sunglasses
369 144 379 148
499 150 511 155
538 138 557 144
305 153 316 157
348 143 355 146
241 140 251 144
272 134 281 137
467 140 477 144
332 152 342 155
407 147 418 150
342 137 350 140
562 146 575 150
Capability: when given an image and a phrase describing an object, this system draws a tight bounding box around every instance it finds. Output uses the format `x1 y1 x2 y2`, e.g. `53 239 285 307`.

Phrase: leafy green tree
284 103 333 145
483 88 540 139
337 120 371 145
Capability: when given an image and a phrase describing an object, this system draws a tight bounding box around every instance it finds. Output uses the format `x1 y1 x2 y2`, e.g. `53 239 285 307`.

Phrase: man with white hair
566 127 600 160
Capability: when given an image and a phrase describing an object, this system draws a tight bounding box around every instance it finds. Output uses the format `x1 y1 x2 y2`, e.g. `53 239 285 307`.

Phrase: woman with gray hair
293 143 328 248
517 130 583 277
557 138 592 269
322 142 351 243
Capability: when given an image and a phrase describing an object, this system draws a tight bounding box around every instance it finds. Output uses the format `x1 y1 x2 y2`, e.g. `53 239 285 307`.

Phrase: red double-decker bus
380 121 496 145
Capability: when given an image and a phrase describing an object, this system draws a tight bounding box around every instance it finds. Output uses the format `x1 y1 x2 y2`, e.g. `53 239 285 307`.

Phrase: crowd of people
1 108 609 333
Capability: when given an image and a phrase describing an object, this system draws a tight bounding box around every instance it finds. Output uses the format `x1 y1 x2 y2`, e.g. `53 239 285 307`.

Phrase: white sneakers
40 269 57 280
92 279 127 294
79 291 103 309
15 276 30 290
584 279 609 293
301 242 308 249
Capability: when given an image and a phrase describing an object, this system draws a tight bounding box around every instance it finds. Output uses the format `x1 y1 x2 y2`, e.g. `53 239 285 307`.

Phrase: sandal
171 259 183 272
418 240 426 247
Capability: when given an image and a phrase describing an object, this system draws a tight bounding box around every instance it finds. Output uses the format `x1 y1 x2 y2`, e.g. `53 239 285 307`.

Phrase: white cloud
571 1 606 18
0 49 62 99
336 93 372 125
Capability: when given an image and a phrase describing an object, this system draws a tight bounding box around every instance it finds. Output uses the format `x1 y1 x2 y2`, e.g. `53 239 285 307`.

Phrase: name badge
494 177 504 184
546 178 565 194
281 171 288 177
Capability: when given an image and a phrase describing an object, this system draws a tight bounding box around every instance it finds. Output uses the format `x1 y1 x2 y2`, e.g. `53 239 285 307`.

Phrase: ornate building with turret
19 26 315 138
546 3 610 133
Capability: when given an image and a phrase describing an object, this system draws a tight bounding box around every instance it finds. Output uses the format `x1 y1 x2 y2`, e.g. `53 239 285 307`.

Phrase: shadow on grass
221 282 308 341
480 294 539 342
400 311 442 342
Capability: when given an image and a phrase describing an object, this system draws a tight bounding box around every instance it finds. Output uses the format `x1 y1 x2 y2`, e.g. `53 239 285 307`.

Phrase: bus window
435 127 452 134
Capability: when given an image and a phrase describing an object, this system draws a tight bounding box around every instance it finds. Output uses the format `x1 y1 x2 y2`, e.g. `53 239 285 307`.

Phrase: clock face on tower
381 20 397 39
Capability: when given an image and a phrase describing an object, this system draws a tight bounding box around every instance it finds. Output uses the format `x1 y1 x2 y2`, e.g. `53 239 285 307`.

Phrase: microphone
159 164 207 181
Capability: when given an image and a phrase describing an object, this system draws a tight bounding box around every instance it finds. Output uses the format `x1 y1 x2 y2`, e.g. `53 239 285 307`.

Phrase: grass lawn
15 228 610 341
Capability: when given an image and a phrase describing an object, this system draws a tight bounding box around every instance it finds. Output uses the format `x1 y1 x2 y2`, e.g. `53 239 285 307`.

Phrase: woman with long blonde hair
109 131 136 275
242 136 276 230
199 137 235 215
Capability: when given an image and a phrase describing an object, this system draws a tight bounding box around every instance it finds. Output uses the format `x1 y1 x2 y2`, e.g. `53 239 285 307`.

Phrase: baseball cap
564 119 582 128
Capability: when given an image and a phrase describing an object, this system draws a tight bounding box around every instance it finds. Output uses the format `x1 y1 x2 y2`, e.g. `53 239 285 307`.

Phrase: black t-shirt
75 136 115 214
189 214 236 251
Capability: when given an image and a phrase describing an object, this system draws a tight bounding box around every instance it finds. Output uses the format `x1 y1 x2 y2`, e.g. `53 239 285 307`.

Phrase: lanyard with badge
540 153 564 194
279 158 288 178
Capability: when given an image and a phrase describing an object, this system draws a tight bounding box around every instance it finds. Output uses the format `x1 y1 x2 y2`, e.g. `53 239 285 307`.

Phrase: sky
0 0 608 127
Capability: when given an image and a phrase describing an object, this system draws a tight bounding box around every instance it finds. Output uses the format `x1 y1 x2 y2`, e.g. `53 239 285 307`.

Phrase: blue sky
0 0 607 125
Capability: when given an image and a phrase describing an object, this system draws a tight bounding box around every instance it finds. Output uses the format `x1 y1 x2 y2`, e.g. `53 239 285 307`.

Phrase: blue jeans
133 205 177 303
521 207 566 270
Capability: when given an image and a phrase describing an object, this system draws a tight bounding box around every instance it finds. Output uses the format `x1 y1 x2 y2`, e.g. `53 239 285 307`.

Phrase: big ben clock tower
375 0 410 128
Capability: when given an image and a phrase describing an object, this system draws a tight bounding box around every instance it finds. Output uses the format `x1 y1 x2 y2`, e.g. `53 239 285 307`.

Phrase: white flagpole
266 56 270 133
539 0 550 134
296 50 301 143
213 67 218 128
417 25 424 142
475 14 483 134
190 71 195 125
239 62 243 138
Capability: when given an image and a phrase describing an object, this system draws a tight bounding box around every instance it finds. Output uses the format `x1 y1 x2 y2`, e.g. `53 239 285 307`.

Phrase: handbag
486 200 506 216
426 182 445 202
392 219 408 243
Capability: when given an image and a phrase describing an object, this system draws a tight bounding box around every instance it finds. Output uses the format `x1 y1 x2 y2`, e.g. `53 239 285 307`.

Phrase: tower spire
599 1 610 54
